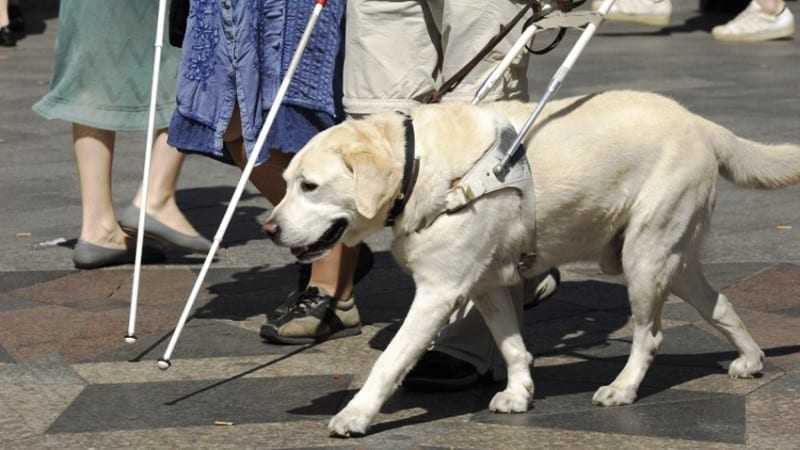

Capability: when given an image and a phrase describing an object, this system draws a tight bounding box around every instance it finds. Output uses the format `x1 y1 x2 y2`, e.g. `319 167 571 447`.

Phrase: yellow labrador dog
263 90 800 437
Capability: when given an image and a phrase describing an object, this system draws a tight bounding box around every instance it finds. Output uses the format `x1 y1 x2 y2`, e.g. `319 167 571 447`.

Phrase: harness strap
444 123 533 213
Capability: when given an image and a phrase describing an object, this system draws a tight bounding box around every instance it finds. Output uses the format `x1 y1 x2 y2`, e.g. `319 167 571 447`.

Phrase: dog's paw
592 385 637 407
729 353 764 379
489 389 531 413
328 407 371 438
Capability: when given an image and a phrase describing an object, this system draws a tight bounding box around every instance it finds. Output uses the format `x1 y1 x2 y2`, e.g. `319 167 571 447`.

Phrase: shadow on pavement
176 185 268 250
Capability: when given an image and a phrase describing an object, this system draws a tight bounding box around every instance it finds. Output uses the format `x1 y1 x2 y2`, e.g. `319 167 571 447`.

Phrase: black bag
169 0 190 48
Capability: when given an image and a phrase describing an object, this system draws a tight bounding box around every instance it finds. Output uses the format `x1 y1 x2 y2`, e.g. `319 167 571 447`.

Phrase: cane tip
157 359 171 370
124 335 138 344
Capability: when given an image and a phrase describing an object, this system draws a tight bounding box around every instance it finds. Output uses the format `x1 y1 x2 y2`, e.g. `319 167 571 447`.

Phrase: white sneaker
712 3 795 42
592 0 672 27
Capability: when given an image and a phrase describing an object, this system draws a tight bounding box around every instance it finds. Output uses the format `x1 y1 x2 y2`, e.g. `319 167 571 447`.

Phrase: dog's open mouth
290 218 349 261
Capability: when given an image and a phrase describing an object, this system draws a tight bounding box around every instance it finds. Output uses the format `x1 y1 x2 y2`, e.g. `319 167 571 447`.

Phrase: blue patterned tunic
168 0 345 165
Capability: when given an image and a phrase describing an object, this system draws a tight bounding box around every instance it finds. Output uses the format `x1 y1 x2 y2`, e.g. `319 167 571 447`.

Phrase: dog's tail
704 117 800 189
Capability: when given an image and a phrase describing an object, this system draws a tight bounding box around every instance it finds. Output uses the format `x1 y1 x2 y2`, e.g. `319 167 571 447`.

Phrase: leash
424 0 585 104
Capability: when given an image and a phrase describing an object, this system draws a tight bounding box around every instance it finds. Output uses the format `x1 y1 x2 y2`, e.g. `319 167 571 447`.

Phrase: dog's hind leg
671 260 764 378
328 286 461 437
592 222 681 406
473 287 534 413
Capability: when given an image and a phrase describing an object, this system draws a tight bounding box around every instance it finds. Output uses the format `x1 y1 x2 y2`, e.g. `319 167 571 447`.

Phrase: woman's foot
120 203 211 253
74 226 165 269
80 222 129 250
73 239 166 270
133 197 203 239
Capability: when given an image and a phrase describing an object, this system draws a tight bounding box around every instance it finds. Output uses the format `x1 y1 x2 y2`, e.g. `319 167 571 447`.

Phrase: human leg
130 130 203 238
0 0 9 27
342 0 439 115
223 106 365 342
73 124 127 249
438 0 531 103
71 124 165 268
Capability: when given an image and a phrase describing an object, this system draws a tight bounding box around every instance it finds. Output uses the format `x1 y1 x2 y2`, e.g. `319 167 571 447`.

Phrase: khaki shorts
343 0 531 115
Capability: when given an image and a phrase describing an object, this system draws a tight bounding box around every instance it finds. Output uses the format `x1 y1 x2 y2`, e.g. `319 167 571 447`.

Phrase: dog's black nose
263 222 280 240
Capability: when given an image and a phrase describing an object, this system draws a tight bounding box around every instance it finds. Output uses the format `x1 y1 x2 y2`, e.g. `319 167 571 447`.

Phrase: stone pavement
1 1 800 449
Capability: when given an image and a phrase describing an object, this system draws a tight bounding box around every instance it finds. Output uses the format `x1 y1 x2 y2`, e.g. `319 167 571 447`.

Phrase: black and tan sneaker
260 287 362 345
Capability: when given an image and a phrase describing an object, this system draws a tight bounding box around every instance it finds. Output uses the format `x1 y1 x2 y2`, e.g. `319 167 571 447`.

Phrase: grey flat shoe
72 240 166 270
118 205 212 253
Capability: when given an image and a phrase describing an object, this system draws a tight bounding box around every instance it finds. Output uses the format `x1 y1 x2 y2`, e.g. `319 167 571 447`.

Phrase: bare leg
755 0 785 15
73 124 127 249
132 129 201 237
225 106 359 299
0 0 9 28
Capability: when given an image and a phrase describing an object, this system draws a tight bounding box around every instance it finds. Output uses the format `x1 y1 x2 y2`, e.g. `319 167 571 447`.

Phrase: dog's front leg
328 286 460 437
473 287 534 413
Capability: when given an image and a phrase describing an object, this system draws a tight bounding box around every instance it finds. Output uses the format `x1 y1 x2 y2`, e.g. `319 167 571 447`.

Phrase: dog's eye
300 181 318 192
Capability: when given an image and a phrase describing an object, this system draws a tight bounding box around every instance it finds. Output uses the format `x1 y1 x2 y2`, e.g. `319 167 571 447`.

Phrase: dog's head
264 116 402 262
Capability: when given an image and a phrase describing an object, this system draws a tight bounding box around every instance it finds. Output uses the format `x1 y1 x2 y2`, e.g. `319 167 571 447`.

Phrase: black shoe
8 5 25 34
403 350 484 392
524 267 561 310
260 287 362 345
0 26 16 47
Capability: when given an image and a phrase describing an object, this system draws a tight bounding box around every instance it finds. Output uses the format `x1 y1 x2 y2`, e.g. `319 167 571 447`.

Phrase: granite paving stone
0 270 73 293
47 375 353 433
745 373 800 448
0 342 14 363
472 388 746 444
0 293 40 312
722 263 800 315
92 319 311 363
701 262 773 291
0 405 38 445
0 354 86 385
0 383 85 435
9 267 209 309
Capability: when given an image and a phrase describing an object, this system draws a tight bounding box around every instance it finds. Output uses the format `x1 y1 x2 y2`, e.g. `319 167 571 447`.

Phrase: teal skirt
33 0 181 131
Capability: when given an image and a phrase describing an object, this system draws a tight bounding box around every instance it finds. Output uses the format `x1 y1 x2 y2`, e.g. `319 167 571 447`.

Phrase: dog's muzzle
289 218 349 262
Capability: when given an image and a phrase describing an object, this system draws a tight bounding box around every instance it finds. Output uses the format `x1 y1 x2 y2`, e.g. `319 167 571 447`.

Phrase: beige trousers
343 0 531 115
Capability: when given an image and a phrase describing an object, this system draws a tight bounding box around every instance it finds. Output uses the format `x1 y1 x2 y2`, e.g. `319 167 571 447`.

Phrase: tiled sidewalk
1 259 799 449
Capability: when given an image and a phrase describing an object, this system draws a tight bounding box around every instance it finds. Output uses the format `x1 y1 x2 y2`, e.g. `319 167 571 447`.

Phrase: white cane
125 0 169 344
157 0 329 370
494 0 616 175
472 2 555 105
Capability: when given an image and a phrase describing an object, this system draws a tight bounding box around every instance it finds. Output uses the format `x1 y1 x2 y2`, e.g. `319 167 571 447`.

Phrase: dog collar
385 116 419 226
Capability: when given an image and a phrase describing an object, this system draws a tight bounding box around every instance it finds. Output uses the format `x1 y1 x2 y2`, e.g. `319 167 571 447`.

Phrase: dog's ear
343 150 397 220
